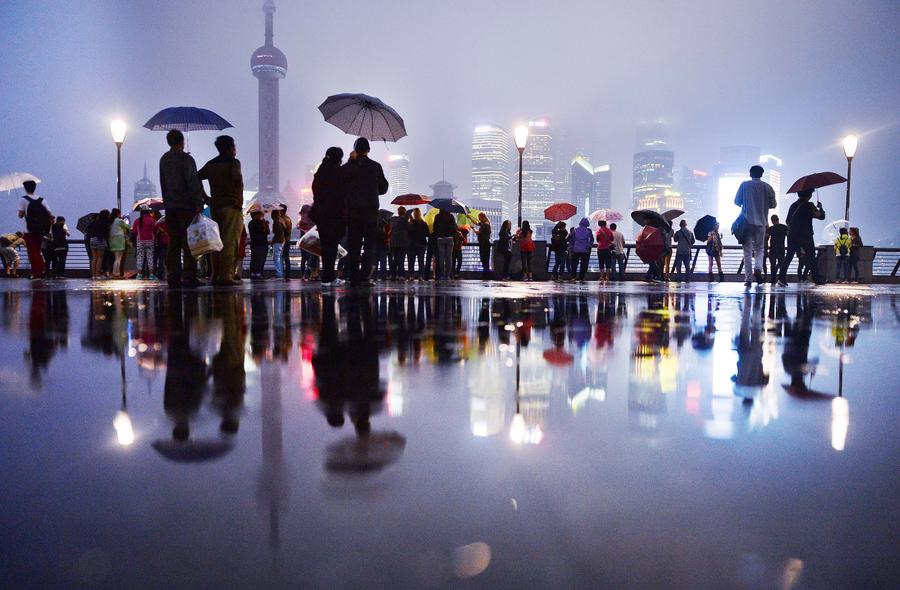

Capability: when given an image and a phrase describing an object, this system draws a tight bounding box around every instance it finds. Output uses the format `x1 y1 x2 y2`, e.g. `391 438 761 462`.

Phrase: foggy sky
2 0 898 242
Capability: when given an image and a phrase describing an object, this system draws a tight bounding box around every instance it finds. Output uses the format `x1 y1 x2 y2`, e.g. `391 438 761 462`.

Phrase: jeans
479 243 491 277
550 248 567 277
273 243 285 277
837 255 850 280
155 243 168 279
281 241 292 278
435 237 454 278
375 249 389 279
424 241 435 279
250 241 268 277
408 245 426 278
571 252 589 280
849 255 860 281
615 253 627 280
768 250 785 282
49 248 67 278
211 207 243 283
498 250 511 278
165 209 199 284
780 236 820 283
520 251 533 276
454 250 463 274
319 222 343 283
136 240 155 276
672 250 692 280
389 247 407 278
345 214 379 284
742 224 766 281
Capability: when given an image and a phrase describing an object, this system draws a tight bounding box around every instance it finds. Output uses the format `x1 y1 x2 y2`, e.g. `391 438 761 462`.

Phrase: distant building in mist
281 180 300 212
133 163 157 202
250 0 287 206
430 179 457 200
570 157 612 217
759 154 786 217
632 122 678 220
516 120 555 238
387 154 410 199
471 125 510 220
675 166 711 222
468 198 504 228
716 145 760 229
553 130 572 203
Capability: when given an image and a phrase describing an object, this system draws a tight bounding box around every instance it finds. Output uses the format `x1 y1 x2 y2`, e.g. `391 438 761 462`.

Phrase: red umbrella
635 226 664 264
544 202 577 222
543 348 574 366
392 193 431 206
786 172 846 193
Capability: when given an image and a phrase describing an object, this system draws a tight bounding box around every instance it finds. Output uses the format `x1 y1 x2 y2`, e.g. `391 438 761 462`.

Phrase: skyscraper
759 154 785 217
592 164 611 213
471 125 510 219
675 166 711 221
250 0 287 205
632 122 677 216
387 154 410 199
571 156 594 217
516 120 554 238
133 163 157 203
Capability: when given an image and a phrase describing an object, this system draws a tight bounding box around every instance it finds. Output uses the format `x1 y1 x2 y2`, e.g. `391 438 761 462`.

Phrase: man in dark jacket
311 147 346 285
432 209 457 279
341 138 388 286
778 189 825 286
388 207 410 279
199 135 244 286
159 129 205 288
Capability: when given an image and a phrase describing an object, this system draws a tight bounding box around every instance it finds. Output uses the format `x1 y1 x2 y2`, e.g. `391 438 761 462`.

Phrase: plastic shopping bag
187 215 223 257
298 227 347 259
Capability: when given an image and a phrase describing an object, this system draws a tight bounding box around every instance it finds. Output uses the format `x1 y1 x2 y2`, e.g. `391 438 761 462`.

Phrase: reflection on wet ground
0 282 897 588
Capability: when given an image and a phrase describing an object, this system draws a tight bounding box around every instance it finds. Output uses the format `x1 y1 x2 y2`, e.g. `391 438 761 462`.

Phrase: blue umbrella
429 198 467 214
318 93 407 142
143 107 233 132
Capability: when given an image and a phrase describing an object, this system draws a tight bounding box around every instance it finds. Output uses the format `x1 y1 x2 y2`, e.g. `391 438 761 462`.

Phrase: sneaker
754 270 763 284
744 280 752 287
136 273 144 280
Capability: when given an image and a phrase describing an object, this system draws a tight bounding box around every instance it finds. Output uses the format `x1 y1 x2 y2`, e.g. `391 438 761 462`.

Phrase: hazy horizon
2 0 898 242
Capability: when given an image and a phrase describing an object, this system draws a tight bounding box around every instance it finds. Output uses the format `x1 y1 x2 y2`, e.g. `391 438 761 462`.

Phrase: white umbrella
0 172 40 193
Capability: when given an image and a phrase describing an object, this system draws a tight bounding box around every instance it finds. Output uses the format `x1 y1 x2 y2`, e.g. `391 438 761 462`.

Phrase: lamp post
514 126 529 228
842 135 858 223
110 120 127 211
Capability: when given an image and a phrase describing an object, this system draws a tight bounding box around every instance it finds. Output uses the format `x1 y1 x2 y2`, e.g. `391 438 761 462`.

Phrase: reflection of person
782 294 816 394
733 295 768 403
163 295 209 440
211 293 246 434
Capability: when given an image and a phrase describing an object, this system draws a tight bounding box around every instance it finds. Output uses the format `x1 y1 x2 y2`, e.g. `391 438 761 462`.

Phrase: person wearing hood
569 218 594 281
311 147 347 286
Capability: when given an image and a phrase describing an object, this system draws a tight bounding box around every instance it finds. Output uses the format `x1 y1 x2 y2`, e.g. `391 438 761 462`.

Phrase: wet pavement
0 280 898 589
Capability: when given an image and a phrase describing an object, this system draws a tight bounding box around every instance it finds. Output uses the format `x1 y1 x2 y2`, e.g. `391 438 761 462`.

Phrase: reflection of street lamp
842 135 858 223
831 397 849 451
113 354 134 446
110 120 127 211
514 126 529 228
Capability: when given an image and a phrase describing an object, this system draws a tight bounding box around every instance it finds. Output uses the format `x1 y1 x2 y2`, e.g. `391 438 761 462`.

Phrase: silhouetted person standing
311 147 346 286
199 135 244 286
342 138 388 286
766 214 788 284
734 165 777 286
778 189 825 286
159 129 205 288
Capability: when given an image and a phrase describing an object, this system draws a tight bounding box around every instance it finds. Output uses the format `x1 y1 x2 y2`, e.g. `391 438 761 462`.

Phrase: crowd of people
4 148 867 287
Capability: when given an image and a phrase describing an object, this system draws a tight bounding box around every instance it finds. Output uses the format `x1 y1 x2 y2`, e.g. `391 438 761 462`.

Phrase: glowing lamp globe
842 135 858 160
514 126 529 152
110 120 127 145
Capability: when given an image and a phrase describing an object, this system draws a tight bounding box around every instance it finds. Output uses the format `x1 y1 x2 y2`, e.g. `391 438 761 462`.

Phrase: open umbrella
76 212 98 234
631 209 668 229
378 209 394 221
318 93 407 142
543 348 574 366
694 215 717 242
0 172 40 193
544 202 577 222
423 207 439 230
391 193 430 206
133 198 164 212
662 209 684 222
786 172 846 194
143 107 233 132
589 208 623 222
245 196 287 215
635 225 665 263
429 198 467 214
151 439 233 463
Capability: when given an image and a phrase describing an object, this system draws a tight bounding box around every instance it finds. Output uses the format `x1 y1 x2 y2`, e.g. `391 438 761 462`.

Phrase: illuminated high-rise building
759 154 785 217
592 164 611 213
632 122 676 219
516 120 555 238
387 154 410 199
675 166 711 221
471 125 510 219
571 156 594 217
716 146 760 233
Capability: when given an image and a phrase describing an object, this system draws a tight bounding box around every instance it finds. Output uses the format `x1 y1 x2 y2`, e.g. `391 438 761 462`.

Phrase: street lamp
514 125 529 228
110 120 127 211
842 134 858 223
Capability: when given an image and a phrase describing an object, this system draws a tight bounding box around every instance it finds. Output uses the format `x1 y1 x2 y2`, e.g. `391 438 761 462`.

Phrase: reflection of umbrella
0 172 40 193
76 213 99 234
318 93 407 142
635 226 665 263
786 172 846 193
694 215 717 242
544 202 577 222
391 193 430 206
662 209 684 222
132 198 164 212
589 208 623 222
631 209 668 229
429 198 467 214
151 439 233 463
542 348 574 365
143 107 233 132
325 431 406 472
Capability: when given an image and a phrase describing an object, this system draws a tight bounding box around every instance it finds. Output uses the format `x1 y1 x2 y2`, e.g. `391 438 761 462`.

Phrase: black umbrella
318 93 407 142
630 209 668 229
694 215 717 242
76 212 98 234
151 439 233 463
378 209 394 221
143 107 233 132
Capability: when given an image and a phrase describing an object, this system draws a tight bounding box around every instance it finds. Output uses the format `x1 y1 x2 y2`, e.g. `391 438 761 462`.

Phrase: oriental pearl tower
250 0 287 205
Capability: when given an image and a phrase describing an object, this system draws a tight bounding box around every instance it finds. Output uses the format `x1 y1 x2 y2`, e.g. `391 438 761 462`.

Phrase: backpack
24 196 52 235
838 238 849 256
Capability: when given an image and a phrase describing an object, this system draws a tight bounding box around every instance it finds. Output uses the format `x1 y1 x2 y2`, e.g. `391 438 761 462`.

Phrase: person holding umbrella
474 212 492 280
734 165 777 287
778 189 826 286
341 137 388 287
159 129 205 288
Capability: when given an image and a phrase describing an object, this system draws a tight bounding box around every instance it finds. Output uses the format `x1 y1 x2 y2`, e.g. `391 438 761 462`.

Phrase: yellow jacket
834 234 852 255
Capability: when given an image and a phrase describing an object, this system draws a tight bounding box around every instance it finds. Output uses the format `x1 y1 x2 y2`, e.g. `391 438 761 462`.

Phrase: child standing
132 208 156 279
834 227 852 282
49 216 70 278
248 210 270 280
706 223 725 282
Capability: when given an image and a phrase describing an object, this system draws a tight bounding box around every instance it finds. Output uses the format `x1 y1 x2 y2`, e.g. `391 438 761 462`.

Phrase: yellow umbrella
424 207 439 231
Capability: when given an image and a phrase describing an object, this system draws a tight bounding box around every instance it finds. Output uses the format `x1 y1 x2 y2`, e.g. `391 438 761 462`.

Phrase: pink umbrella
589 208 623 222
